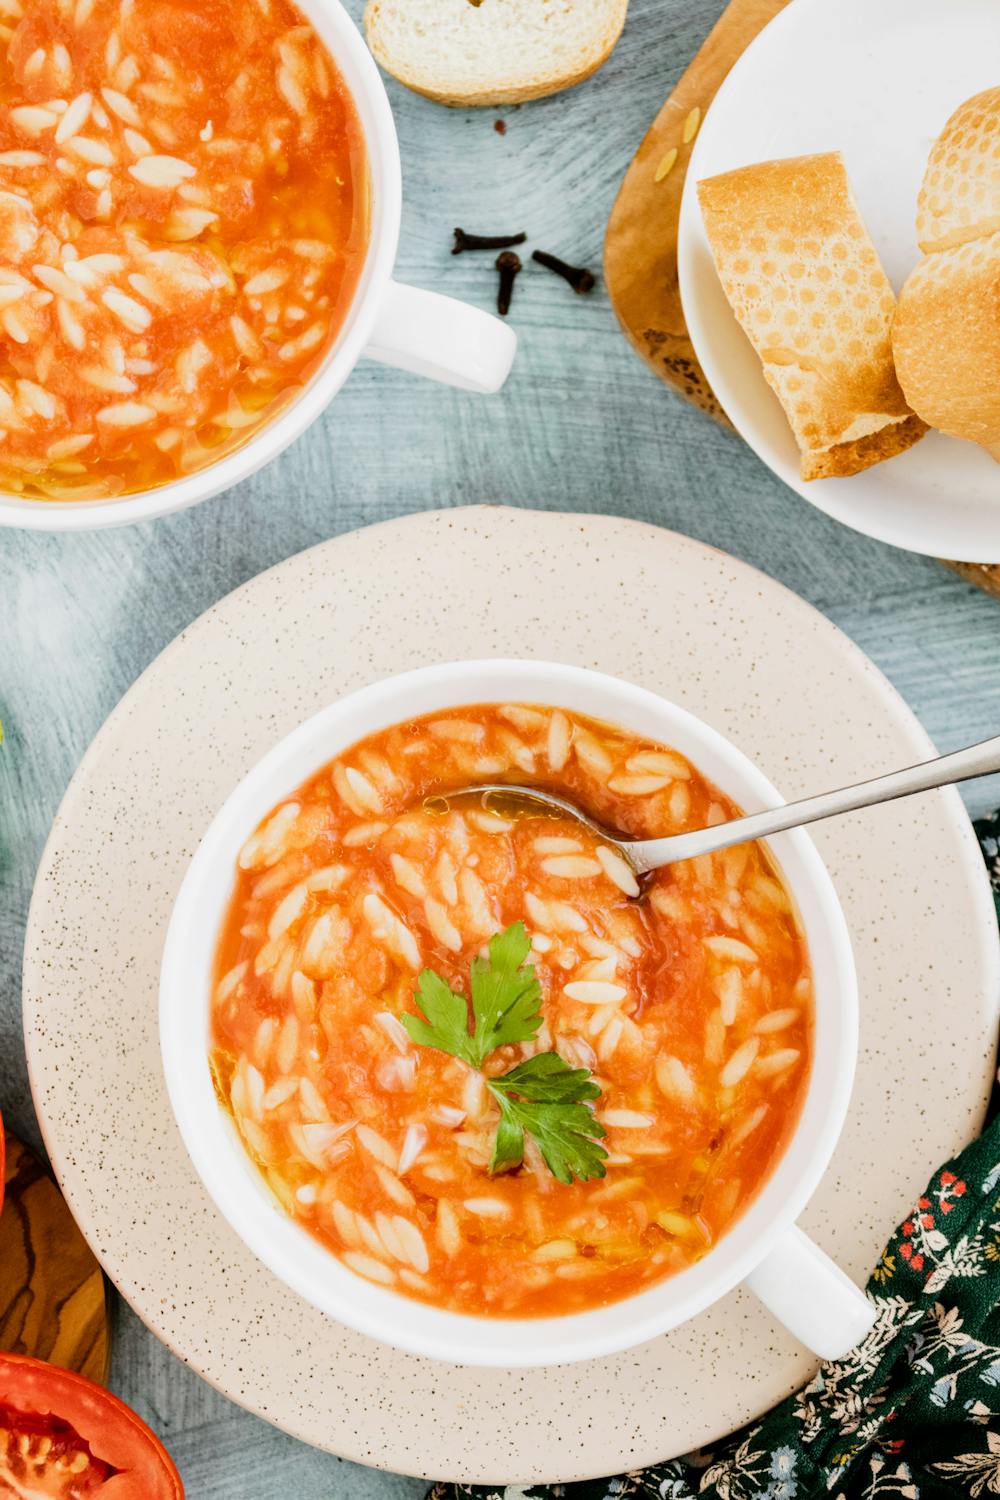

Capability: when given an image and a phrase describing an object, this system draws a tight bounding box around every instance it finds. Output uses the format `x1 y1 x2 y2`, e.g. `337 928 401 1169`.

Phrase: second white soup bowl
4 0 515 532
160 659 873 1367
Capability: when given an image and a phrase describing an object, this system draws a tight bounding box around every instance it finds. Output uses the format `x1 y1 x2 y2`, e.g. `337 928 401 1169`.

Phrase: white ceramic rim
0 0 400 533
159 657 859 1368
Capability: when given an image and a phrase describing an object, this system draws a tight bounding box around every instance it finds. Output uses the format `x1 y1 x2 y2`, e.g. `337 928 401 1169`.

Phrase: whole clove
532 249 596 295
495 250 522 317
452 227 527 255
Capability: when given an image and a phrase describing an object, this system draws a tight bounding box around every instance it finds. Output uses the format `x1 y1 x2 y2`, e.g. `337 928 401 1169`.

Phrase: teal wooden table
2 0 1000 1493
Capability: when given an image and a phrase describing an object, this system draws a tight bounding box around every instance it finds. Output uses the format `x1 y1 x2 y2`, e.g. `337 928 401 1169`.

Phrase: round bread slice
917 86 1000 254
364 0 629 108
893 231 1000 459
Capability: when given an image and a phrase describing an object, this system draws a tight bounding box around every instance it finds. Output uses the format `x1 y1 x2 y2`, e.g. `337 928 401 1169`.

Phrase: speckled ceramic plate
23 507 1000 1485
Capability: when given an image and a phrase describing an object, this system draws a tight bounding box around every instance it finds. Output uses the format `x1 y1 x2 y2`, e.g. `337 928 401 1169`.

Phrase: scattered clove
450 231 594 315
532 249 596 295
495 250 522 316
452 227 527 255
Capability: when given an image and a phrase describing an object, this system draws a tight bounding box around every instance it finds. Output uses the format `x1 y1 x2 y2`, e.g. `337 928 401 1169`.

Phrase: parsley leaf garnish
488 1055 606 1185
402 921 543 1069
468 922 546 1061
400 966 476 1064
401 922 607 1184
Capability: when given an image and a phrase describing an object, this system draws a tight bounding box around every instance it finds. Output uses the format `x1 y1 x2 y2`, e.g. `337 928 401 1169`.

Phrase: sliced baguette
894 87 1000 459
697 152 926 481
893 234 1000 459
917 87 1000 253
364 0 628 108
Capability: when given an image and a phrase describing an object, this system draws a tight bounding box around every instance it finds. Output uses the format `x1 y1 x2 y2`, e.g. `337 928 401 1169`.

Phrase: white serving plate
23 507 999 1483
678 0 1000 562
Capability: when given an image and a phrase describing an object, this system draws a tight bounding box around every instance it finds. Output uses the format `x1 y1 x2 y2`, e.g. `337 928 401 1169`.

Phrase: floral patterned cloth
428 813 1000 1500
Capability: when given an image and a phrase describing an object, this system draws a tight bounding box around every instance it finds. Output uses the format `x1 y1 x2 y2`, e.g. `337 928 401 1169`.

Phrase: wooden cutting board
603 0 1000 598
0 1131 110 1383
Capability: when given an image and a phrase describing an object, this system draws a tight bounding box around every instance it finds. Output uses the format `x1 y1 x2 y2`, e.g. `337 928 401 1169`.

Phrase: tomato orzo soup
210 705 813 1318
0 0 367 501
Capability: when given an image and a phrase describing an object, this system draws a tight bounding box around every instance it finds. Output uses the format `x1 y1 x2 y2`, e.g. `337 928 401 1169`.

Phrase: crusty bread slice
697 152 926 481
894 88 1000 459
894 231 1000 459
364 0 628 108
917 87 1000 254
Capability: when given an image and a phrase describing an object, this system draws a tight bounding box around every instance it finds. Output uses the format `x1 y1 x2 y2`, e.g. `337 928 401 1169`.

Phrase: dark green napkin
429 813 1000 1500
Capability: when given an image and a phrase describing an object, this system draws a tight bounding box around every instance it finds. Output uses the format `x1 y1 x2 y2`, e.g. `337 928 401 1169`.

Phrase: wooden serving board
603 0 1000 598
0 1131 110 1383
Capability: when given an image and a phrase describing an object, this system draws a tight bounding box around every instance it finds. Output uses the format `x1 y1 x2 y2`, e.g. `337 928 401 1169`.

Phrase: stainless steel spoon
450 733 1000 877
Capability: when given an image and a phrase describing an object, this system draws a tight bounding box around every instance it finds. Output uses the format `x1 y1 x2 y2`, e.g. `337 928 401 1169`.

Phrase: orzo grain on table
0 0 367 501
210 705 813 1318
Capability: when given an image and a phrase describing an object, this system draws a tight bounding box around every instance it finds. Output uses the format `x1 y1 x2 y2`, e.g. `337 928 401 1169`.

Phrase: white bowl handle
363 279 516 393
745 1225 876 1359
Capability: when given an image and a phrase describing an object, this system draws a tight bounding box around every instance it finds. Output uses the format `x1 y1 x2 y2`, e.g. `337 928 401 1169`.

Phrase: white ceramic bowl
160 659 872 1367
4 0 515 533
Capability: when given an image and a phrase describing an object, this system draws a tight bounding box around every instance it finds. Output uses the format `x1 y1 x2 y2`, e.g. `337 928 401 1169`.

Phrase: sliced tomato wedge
0 1354 183 1498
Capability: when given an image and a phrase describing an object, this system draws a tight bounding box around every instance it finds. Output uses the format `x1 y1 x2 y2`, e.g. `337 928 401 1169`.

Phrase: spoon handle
628 733 1000 873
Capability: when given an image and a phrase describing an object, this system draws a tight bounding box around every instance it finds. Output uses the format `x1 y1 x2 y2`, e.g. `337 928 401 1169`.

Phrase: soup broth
210 704 813 1317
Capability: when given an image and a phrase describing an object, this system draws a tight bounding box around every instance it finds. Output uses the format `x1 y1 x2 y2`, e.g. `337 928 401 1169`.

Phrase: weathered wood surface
1 0 999 1494
0 1133 110 1385
605 0 787 419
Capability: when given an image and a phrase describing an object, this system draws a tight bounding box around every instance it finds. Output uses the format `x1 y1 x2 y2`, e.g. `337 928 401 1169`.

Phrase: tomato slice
0 1355 183 1498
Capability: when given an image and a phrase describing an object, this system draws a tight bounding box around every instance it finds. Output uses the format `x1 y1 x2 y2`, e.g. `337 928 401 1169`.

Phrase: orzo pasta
210 705 813 1317
0 0 367 501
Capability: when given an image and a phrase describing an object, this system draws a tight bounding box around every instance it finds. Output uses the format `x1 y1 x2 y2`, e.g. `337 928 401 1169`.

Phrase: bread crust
364 0 628 108
917 87 1000 254
895 89 1000 461
801 414 928 479
893 235 1000 449
698 152 923 481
